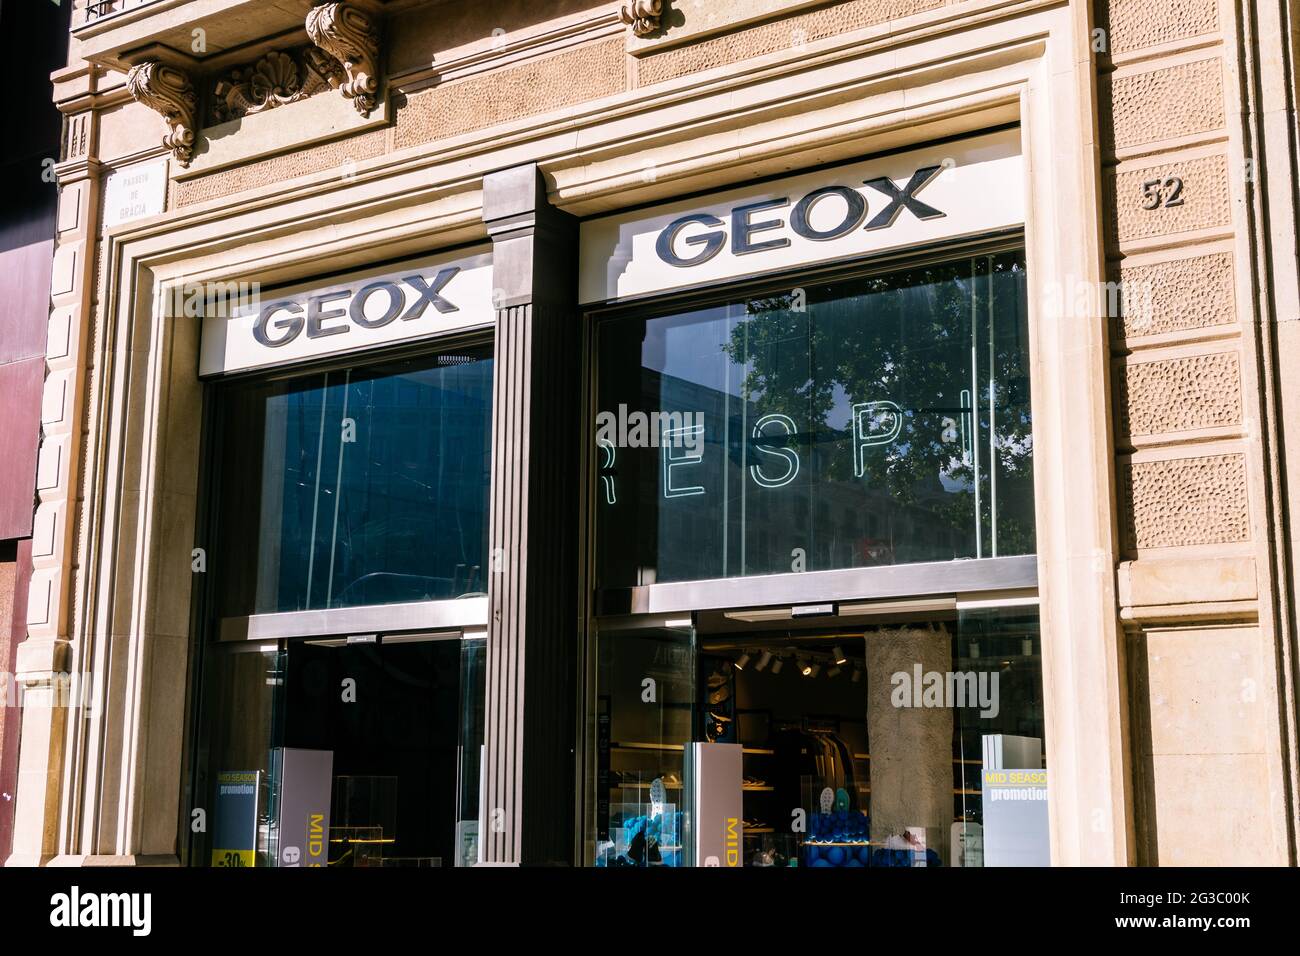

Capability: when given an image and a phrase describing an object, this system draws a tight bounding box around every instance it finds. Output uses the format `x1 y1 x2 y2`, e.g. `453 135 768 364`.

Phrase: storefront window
592 624 696 867
590 606 1044 867
594 252 1031 586
191 337 494 867
211 345 493 615
191 634 472 867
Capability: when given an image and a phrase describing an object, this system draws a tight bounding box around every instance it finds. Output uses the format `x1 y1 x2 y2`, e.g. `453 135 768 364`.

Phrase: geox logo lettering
655 166 945 267
49 886 152 937
253 267 461 348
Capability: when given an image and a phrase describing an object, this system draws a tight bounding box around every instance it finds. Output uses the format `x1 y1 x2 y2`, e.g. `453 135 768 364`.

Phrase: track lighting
770 657 784 674
808 662 822 678
833 645 847 665
827 665 842 678
800 658 813 677
851 667 862 683
755 650 773 672
734 651 751 670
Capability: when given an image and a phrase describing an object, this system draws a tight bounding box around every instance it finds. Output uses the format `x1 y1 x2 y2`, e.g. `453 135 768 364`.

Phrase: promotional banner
272 748 334 868
211 770 261 868
982 768 1050 867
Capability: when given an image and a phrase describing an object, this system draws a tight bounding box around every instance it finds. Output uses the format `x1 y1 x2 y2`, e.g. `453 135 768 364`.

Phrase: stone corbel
125 61 197 166
305 2 380 117
619 0 663 37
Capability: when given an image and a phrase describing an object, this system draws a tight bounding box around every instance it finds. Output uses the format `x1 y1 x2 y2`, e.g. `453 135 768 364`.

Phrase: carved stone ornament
619 0 663 37
305 2 380 117
209 48 345 125
125 61 198 166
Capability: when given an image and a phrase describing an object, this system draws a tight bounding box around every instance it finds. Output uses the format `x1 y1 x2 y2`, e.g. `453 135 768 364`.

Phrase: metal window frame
217 597 490 642
594 555 1037 618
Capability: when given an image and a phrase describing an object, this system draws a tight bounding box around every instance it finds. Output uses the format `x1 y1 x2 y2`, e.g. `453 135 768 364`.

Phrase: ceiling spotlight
851 667 862 683
827 665 842 678
734 651 751 670
799 658 813 677
770 656 785 674
808 662 822 678
833 645 847 665
755 650 773 672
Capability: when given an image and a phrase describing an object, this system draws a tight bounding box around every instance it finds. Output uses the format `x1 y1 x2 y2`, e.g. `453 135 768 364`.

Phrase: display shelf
614 781 684 790
612 741 776 755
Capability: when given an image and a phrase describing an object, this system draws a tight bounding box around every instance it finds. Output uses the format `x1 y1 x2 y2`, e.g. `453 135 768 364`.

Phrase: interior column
865 625 954 863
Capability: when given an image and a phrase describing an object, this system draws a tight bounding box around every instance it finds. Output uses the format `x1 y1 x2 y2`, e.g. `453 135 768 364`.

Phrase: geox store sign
199 246 494 376
578 128 1024 303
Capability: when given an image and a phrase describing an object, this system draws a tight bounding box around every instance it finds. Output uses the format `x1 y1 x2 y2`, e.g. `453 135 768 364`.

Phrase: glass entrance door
280 635 461 867
590 621 697 867
190 632 473 867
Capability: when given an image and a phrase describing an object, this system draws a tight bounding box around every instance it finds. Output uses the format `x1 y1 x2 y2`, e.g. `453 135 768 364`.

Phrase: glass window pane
587 606 1045 867
594 252 1031 587
190 642 283 867
213 346 494 615
592 624 696 867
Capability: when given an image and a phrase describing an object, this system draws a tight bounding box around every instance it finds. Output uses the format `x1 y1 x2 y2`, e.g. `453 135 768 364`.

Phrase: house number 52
1141 176 1184 210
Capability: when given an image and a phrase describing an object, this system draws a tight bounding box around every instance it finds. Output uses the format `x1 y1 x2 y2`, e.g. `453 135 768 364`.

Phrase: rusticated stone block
1098 0 1219 56
1121 454 1249 549
394 38 624 150
1103 58 1224 150
1118 351 1241 437
1116 251 1235 338
1107 154 1230 244
637 0 943 86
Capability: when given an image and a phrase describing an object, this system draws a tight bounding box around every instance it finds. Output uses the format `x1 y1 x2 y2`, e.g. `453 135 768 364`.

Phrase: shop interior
595 604 1043 867
195 631 479 868
282 635 463 867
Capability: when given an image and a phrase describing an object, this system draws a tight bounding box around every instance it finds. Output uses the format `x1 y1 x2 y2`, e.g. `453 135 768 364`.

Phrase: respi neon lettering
650 403 903 500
